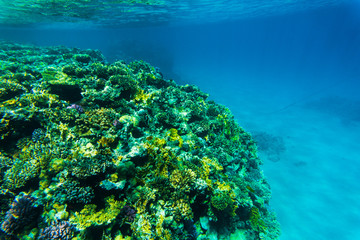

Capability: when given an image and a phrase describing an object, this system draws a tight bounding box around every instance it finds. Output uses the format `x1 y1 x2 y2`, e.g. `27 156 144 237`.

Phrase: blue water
1 0 360 239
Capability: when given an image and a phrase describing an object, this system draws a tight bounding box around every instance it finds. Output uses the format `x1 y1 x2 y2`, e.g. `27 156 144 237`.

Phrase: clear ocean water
1 0 360 239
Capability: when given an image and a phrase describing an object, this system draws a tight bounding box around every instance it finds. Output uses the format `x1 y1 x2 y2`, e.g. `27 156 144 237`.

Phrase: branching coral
171 199 193 221
169 169 196 192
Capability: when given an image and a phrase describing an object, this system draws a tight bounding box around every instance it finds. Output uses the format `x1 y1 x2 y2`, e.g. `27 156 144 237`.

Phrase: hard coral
249 206 267 233
169 169 196 192
70 195 123 229
66 104 84 113
38 221 75 240
211 191 233 211
3 156 40 190
1 194 41 235
121 205 137 222
52 180 94 205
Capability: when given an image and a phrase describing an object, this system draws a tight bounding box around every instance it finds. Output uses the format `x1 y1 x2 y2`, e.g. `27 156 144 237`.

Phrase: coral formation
121 205 137 222
1 194 42 236
38 220 75 240
0 41 280 240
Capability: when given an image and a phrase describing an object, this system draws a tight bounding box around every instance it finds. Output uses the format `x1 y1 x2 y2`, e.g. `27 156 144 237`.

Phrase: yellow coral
169 169 196 192
133 186 157 217
78 142 98 157
70 195 123 230
88 108 118 129
42 67 71 85
49 158 65 172
39 178 50 189
155 210 165 236
112 155 124 165
0 115 11 140
109 173 118 182
58 122 69 139
97 136 115 147
166 128 183 148
211 187 238 216
119 114 138 127
143 136 178 178
215 181 232 192
0 78 27 100
115 235 132 240
134 88 154 104
53 203 69 220
17 89 61 109
154 211 173 240
250 206 267 233
131 213 153 240
0 98 18 108
196 156 224 191
201 156 223 172
171 199 193 221
163 230 172 240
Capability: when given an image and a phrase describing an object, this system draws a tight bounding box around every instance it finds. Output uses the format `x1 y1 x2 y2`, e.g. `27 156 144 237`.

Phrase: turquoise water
0 0 351 27
1 0 360 239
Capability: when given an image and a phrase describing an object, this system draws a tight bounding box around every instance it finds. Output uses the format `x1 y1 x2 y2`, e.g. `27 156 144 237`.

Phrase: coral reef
0 41 280 240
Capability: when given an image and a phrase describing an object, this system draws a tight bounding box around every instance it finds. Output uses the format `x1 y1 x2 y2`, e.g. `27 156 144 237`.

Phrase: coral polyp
0 41 280 240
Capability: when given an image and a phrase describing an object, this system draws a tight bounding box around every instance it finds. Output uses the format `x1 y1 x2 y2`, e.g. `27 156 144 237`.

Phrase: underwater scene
0 0 359 240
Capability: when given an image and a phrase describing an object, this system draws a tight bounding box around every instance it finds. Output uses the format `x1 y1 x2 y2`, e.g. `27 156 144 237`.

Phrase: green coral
250 206 267 233
67 154 113 179
0 78 27 101
3 156 40 190
74 54 92 64
2 139 65 190
211 191 233 211
51 180 94 205
76 107 119 131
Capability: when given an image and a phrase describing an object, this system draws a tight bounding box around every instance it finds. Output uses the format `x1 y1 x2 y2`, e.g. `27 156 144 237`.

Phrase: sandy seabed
222 86 360 240
178 68 360 240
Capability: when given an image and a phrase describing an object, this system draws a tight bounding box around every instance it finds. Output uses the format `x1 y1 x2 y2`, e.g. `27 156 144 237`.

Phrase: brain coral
0 41 280 240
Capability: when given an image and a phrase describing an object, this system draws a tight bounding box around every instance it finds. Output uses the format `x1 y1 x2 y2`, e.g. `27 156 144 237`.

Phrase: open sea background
1 0 360 239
